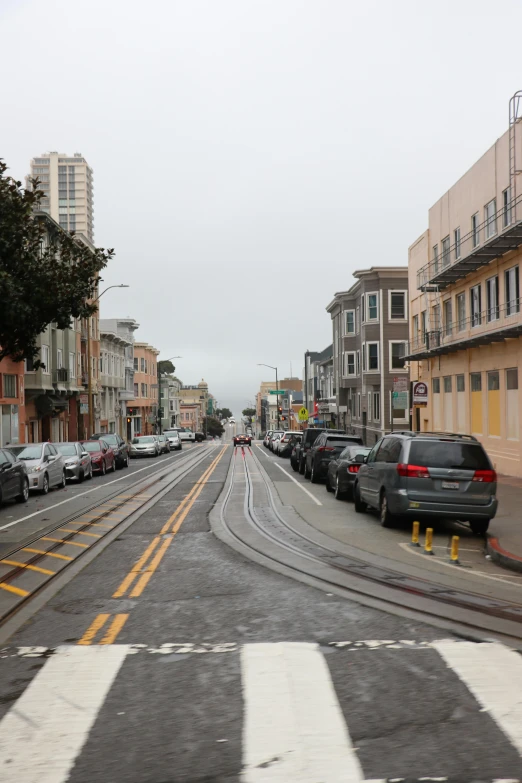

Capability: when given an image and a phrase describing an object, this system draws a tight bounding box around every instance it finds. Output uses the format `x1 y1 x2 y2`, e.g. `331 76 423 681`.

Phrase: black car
326 445 371 499
305 433 364 483
0 447 29 505
90 433 129 468
292 428 346 474
195 432 206 442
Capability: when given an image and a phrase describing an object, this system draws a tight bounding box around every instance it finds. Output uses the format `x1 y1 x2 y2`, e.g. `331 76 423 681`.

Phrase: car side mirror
81 452 89 458
102 448 107 454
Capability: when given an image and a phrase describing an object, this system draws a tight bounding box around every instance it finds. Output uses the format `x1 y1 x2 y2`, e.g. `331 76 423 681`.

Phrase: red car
80 439 116 475
233 434 251 446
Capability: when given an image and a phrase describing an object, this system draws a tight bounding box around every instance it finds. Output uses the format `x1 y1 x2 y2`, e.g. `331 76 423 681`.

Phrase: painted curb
486 534 522 574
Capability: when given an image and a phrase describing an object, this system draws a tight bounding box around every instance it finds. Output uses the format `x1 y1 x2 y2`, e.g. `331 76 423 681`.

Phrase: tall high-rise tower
27 152 94 241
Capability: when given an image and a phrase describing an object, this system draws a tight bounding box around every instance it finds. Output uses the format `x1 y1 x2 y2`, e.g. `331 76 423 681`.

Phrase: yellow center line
0 582 30 597
77 613 111 645
112 536 162 598
22 548 73 561
59 529 102 539
99 613 129 644
41 537 88 549
129 537 173 597
1 559 55 576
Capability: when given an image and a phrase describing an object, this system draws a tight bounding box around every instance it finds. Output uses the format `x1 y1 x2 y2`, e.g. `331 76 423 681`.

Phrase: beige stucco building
132 343 159 435
406 101 522 477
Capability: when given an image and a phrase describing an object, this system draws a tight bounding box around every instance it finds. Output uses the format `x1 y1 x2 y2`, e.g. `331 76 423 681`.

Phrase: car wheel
124 454 129 468
379 490 396 528
101 461 106 476
304 460 311 479
41 473 49 495
334 477 346 500
291 459 298 473
469 518 490 535
325 473 333 492
299 459 305 475
58 471 66 489
78 469 85 483
86 466 93 480
354 482 366 513
110 458 116 472
16 478 29 504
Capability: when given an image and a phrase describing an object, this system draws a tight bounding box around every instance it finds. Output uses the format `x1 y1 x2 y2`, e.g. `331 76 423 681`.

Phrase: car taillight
317 446 335 452
397 463 430 478
348 464 360 474
472 469 496 483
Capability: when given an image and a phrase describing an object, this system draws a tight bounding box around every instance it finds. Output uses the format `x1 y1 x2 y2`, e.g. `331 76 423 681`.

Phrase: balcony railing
53 368 69 383
404 297 522 360
417 195 522 291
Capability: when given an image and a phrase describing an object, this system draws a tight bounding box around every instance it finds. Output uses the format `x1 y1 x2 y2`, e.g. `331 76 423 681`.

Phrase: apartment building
179 380 209 429
100 318 139 439
132 343 159 435
326 267 410 445
160 376 181 430
406 107 522 477
27 152 94 241
99 330 131 436
303 346 335 425
0 357 25 446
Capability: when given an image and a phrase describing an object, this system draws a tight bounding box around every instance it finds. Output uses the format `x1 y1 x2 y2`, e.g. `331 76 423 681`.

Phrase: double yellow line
78 613 129 645
112 446 227 599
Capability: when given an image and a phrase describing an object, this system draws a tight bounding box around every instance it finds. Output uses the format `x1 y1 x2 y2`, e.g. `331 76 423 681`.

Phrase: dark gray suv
354 432 497 535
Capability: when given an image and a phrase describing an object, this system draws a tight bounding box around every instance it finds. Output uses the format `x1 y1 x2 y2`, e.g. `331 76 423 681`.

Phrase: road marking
0 644 129 782
398 543 522 587
1 559 55 576
112 536 162 598
40 536 88 548
434 640 522 755
22 547 72 561
0 582 29 597
99 613 129 644
129 537 173 597
0 450 194 532
77 613 111 645
59 528 102 538
241 642 363 782
272 463 323 506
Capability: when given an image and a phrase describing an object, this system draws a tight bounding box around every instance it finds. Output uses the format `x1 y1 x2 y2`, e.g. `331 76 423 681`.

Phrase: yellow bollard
450 535 461 565
410 521 420 547
424 527 434 555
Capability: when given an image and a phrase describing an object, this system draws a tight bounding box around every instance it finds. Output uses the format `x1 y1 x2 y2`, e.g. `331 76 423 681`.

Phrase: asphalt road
1 428 522 781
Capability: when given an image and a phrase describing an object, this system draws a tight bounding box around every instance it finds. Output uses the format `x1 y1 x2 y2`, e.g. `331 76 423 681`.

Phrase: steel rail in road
219 445 522 645
0 444 218 626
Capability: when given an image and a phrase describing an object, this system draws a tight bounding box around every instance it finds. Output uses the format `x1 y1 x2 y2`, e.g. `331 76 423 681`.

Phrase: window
362 344 366 371
367 342 379 371
366 293 378 321
140 357 145 372
412 314 419 340
69 352 75 377
433 377 440 394
355 307 360 333
503 187 511 228
41 344 50 371
421 311 427 342
57 349 62 369
471 213 479 247
361 295 365 323
3 374 17 398
372 391 380 421
345 352 355 376
345 310 355 334
389 291 406 320
443 376 452 393
505 266 520 316
433 244 439 273
488 371 499 391
471 373 482 392
390 341 406 370
470 284 481 327
141 383 147 397
485 199 497 238
432 303 441 330
442 235 450 268
486 276 499 322
506 368 519 441
457 293 466 331
457 374 465 392
134 357 138 371
443 299 453 337
356 350 360 375
367 392 372 422
357 393 361 418
454 227 461 259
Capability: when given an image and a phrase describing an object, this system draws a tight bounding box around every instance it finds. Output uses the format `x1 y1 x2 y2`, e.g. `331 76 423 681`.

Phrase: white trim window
485 198 497 239
366 342 379 372
388 290 407 321
470 284 482 327
343 351 356 377
69 352 75 378
344 309 355 335
503 187 512 228
357 393 361 418
442 235 451 268
367 392 372 422
366 292 379 321
362 343 366 372
355 306 360 333
372 391 381 422
356 350 361 376
471 213 479 248
41 344 50 372
389 341 407 371
454 227 461 260
505 265 520 316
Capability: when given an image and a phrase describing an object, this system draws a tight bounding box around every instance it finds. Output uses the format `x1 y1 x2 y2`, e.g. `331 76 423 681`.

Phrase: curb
486 534 522 574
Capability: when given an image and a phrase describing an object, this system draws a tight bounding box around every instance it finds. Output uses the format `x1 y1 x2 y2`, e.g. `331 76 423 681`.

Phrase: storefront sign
413 381 428 405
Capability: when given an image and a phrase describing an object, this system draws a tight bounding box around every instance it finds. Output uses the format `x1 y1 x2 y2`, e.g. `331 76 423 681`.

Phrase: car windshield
83 441 103 453
348 447 371 460
9 445 43 460
165 432 179 438
326 437 356 445
93 434 117 446
56 444 78 456
408 441 491 470
133 437 155 444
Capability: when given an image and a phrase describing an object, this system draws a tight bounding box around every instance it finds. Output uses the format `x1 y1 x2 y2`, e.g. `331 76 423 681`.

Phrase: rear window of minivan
408 441 491 470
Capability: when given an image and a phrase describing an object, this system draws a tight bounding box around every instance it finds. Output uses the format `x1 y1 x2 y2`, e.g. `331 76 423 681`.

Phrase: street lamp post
157 355 181 435
87 284 129 437
257 363 279 429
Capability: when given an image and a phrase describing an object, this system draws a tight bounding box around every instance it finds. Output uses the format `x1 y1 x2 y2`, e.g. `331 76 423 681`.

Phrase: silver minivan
354 432 497 535
9 443 67 494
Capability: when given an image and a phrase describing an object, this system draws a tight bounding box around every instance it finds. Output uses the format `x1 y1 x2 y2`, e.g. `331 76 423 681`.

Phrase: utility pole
87 318 93 437
157 363 162 435
276 366 280 428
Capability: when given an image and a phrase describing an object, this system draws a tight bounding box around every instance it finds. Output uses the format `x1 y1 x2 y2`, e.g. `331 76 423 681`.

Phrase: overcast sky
2 0 521 415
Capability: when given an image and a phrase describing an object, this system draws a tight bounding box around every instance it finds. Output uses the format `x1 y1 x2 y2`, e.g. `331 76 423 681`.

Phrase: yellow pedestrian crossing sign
298 407 309 422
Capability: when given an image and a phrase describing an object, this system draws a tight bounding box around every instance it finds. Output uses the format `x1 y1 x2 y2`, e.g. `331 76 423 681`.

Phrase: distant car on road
80 439 116 474
90 433 129 469
0 447 29 504
56 442 93 482
164 430 182 451
233 433 251 446
129 436 161 458
195 432 205 442
263 431 273 448
278 432 302 458
156 434 171 454
8 443 66 494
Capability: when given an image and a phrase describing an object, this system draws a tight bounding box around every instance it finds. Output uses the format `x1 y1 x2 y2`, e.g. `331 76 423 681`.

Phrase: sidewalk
487 475 522 572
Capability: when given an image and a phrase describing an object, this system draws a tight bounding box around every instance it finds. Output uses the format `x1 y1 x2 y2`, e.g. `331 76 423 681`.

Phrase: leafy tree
242 407 256 418
216 407 233 420
158 360 176 375
203 416 224 437
0 161 114 364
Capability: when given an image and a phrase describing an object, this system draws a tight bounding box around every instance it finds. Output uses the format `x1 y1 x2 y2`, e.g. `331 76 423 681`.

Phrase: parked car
164 430 182 451
80 439 116 474
90 433 129 468
305 433 364 482
0 448 29 504
354 431 498 534
274 431 299 455
156 434 171 454
178 428 196 443
233 433 252 446
268 431 284 452
326 445 371 499
293 428 346 474
195 432 206 442
263 431 274 448
8 443 66 494
279 432 302 458
56 442 93 482
129 435 161 458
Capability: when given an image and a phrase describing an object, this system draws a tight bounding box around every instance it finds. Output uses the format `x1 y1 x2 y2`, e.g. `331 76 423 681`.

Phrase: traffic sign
298 407 309 422
268 390 283 395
